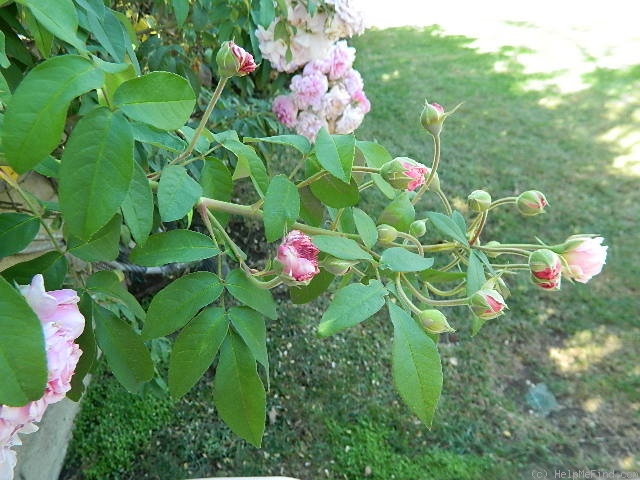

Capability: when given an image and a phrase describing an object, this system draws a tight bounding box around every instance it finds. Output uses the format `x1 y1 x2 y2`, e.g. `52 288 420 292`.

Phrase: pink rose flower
229 41 257 76
341 68 364 96
402 160 429 191
334 104 365 134
303 59 330 76
272 95 298 128
291 73 329 110
295 111 327 141
560 236 608 283
277 230 320 282
351 89 371 114
1 275 86 479
327 41 355 80
322 85 351 120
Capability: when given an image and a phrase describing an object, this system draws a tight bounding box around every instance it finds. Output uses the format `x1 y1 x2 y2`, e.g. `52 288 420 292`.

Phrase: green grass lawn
62 26 640 480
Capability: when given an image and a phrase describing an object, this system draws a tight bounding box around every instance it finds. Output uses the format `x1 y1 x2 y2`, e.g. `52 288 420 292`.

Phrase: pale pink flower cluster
0 275 84 480
272 41 370 141
256 0 365 73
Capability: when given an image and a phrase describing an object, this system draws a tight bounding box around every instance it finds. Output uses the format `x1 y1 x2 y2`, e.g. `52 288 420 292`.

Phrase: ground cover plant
60 23 639 480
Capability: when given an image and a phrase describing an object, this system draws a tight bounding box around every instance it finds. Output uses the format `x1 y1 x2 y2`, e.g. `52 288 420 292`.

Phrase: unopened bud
469 289 507 320
420 101 445 137
529 248 562 291
409 220 427 238
468 190 492 213
516 190 548 216
321 256 358 276
376 224 398 244
417 309 455 334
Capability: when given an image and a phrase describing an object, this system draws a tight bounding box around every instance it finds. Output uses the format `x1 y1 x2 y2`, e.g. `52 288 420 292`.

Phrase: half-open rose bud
216 40 257 78
516 190 548 216
380 157 429 191
469 289 507 320
277 230 320 282
557 235 608 283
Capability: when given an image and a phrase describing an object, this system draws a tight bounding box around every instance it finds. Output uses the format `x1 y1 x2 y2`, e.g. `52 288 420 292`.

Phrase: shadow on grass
62 26 640 480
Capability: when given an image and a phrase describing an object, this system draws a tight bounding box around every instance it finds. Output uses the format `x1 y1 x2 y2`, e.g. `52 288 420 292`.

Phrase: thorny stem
0 170 64 253
171 76 229 166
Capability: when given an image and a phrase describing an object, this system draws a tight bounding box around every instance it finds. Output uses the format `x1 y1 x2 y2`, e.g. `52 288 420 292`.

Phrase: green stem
491 263 530 270
469 211 487 246
171 76 229 165
394 274 422 315
402 274 469 307
436 189 452 215
488 197 517 211
358 180 375 192
475 246 531 257
412 134 440 205
296 166 380 190
425 281 466 297
207 210 247 265
396 231 424 256
198 197 360 239
1 171 64 254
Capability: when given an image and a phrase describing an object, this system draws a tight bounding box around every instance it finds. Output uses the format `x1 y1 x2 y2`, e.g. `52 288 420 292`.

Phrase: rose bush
0 0 608 476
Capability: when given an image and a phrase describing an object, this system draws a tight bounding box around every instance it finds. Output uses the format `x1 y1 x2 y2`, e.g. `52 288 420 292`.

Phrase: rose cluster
271 41 371 140
256 0 365 73
0 275 84 480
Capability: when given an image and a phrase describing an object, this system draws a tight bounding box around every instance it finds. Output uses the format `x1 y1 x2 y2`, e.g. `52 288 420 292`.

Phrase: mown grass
62 25 640 479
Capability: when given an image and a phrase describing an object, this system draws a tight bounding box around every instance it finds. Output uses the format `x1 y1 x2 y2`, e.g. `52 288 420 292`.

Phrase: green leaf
372 173 396 200
313 128 353 182
213 332 266 447
86 7 127 62
419 269 466 283
121 161 153 245
244 134 311 155
289 269 334 304
452 211 467 235
68 214 122 262
200 159 232 225
352 208 378 249
0 31 10 68
0 213 40 257
157 165 203 222
312 235 372 261
298 186 324 227
3 55 104 173
309 174 359 209
0 251 68 290
172 0 189 26
168 307 228 399
467 250 486 297
59 108 133 239
94 304 154 393
23 9 53 59
225 269 277 320
86 270 145 320
471 313 487 336
263 175 300 242
113 71 196 130
218 135 269 197
379 248 435 272
32 156 60 178
67 293 96 401
378 192 415 232
16 0 85 51
0 276 47 406
228 306 269 377
143 271 223 339
425 211 469 246
355 140 392 168
318 280 387 337
129 230 220 266
388 301 442 427
251 0 276 27
130 121 187 152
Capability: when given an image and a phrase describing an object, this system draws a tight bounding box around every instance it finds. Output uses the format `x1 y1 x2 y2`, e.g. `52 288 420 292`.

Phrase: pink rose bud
516 190 548 216
277 230 320 282
529 249 562 290
417 309 455 334
216 40 257 78
376 224 398 244
468 190 492 213
469 289 507 320
558 235 608 283
380 157 430 191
